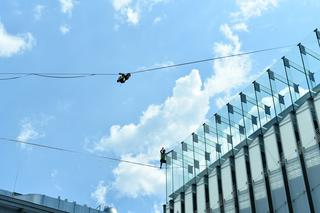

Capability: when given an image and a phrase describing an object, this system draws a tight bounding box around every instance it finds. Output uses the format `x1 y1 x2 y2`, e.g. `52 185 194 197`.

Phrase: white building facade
164 29 320 213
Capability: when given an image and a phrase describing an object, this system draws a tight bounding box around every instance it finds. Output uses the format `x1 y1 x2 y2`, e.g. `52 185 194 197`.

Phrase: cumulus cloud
0 22 35 57
112 154 165 198
94 0 281 199
231 0 278 20
94 69 209 156
59 0 75 15
59 24 70 35
94 22 252 200
215 94 239 109
34 4 45 20
113 0 132 11
16 115 54 149
111 0 167 25
204 24 252 98
232 22 249 32
17 120 44 149
126 8 139 25
91 181 108 209
95 49 252 197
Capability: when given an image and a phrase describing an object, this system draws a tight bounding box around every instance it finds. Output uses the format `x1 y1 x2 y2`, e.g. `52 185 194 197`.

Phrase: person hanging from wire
117 73 131 83
160 147 166 169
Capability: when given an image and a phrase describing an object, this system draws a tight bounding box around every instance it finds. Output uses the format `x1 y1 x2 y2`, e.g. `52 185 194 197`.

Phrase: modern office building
163 29 320 213
0 189 117 213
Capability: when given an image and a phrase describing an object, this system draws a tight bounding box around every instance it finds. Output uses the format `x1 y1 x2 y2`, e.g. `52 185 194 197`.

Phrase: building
163 29 320 213
0 189 117 213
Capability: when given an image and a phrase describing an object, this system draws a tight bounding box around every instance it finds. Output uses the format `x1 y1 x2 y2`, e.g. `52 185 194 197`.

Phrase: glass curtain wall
165 28 320 205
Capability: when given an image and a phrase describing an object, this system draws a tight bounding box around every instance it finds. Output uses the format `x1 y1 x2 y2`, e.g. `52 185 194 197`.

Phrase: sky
0 0 320 212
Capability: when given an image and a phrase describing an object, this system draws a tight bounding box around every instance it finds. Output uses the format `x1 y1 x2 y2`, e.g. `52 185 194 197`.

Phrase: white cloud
95 60 251 197
94 69 209 156
34 4 45 20
153 16 162 24
59 0 75 15
16 115 54 148
152 203 162 213
112 154 165 198
91 181 108 209
111 0 167 25
126 8 139 25
232 22 249 32
95 0 281 199
231 0 278 20
17 120 44 148
113 0 132 11
60 24 70 34
204 24 252 98
215 94 239 109
0 22 35 57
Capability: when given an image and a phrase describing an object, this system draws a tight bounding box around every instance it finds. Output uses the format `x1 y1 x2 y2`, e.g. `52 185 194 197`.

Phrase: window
193 133 198 143
239 125 245 135
251 115 258 125
265 105 271 115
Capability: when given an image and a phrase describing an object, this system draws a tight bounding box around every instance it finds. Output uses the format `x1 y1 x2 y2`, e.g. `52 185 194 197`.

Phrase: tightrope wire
0 44 293 80
0 137 159 169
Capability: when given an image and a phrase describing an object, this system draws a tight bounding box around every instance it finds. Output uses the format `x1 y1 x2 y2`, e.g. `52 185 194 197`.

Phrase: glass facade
165 28 320 213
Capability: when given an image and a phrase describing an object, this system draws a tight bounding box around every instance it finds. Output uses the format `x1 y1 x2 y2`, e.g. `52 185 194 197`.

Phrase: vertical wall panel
209 169 220 213
313 93 320 127
184 185 193 213
221 159 235 213
264 126 289 213
249 138 269 212
279 114 310 212
166 90 320 213
235 149 251 213
297 101 317 148
197 178 206 213
296 100 320 211
174 194 182 213
166 205 170 213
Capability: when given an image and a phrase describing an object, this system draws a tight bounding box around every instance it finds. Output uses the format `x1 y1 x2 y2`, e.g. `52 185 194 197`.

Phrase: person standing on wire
160 147 166 169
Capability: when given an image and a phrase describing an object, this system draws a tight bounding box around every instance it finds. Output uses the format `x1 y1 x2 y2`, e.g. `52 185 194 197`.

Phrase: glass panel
195 127 208 171
241 84 262 137
303 46 320 90
206 118 219 170
215 108 232 157
299 28 320 89
173 146 183 193
255 72 278 122
183 135 195 187
301 28 320 56
229 96 247 146
284 54 310 99
166 152 173 202
268 60 293 113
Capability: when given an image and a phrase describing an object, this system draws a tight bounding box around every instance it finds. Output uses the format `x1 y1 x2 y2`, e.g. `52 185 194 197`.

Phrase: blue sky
0 0 320 212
